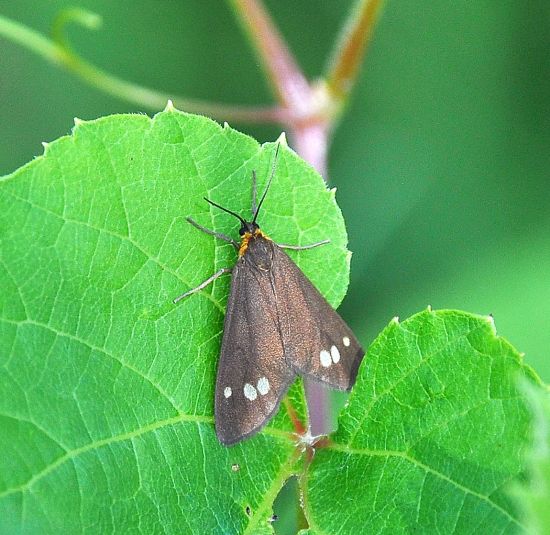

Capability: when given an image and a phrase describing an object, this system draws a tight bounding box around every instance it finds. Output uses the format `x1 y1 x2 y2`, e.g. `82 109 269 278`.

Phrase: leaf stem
227 0 311 111
227 0 384 437
226 1 333 432
0 12 288 124
325 0 385 100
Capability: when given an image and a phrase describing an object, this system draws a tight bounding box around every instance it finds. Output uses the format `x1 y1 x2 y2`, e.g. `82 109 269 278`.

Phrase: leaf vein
3 189 225 313
346 322 492 446
327 445 523 528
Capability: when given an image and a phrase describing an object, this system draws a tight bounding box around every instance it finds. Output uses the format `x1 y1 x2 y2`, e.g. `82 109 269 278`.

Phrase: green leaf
2 110 541 535
303 309 540 534
512 382 550 535
0 109 350 534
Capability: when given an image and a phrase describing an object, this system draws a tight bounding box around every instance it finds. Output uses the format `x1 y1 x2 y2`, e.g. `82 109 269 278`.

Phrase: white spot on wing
257 377 270 395
320 350 332 367
243 383 257 400
330 345 341 364
343 336 350 347
224 387 232 398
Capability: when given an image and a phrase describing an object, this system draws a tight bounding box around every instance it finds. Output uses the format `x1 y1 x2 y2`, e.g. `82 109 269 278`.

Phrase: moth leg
173 267 232 303
251 170 258 217
186 217 239 249
277 239 330 251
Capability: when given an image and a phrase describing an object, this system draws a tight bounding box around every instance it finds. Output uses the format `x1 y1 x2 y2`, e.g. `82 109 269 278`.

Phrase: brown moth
174 145 364 445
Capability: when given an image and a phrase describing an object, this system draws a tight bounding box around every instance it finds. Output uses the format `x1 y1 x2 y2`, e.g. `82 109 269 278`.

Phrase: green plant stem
0 13 287 124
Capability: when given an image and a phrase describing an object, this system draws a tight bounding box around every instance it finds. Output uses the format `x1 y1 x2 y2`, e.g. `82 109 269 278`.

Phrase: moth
174 145 364 445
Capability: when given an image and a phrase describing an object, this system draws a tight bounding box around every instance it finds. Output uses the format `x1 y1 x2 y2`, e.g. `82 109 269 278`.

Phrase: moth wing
215 260 296 445
272 245 364 391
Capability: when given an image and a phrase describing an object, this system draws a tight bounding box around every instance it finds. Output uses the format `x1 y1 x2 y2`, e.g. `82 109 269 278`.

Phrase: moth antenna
204 197 247 226
251 170 258 218
253 143 280 224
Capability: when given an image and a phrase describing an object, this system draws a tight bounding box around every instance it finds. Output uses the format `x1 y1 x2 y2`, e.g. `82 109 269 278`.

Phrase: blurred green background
1 1 549 532
2 1 549 377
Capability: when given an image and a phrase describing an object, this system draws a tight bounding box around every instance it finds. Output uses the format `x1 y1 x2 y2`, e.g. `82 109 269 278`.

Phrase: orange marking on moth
238 229 271 257
238 232 253 257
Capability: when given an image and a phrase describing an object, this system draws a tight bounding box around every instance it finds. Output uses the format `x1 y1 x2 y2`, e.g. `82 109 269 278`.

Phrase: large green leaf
303 310 540 534
0 109 350 534
1 109 542 534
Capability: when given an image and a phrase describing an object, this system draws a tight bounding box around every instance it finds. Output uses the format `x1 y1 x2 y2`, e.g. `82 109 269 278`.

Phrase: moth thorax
241 231 273 270
239 228 269 256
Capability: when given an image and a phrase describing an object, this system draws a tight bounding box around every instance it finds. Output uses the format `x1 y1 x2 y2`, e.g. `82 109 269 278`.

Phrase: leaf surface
303 310 539 535
0 110 349 534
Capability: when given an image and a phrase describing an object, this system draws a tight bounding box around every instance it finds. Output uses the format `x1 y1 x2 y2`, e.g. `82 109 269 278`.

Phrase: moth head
238 221 259 236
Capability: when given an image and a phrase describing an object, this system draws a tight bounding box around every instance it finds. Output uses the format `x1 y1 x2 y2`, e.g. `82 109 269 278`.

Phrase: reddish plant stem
282 397 307 436
219 0 381 439
292 120 331 435
229 0 335 436
230 0 384 438
229 0 311 111
325 0 385 99
292 121 330 181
